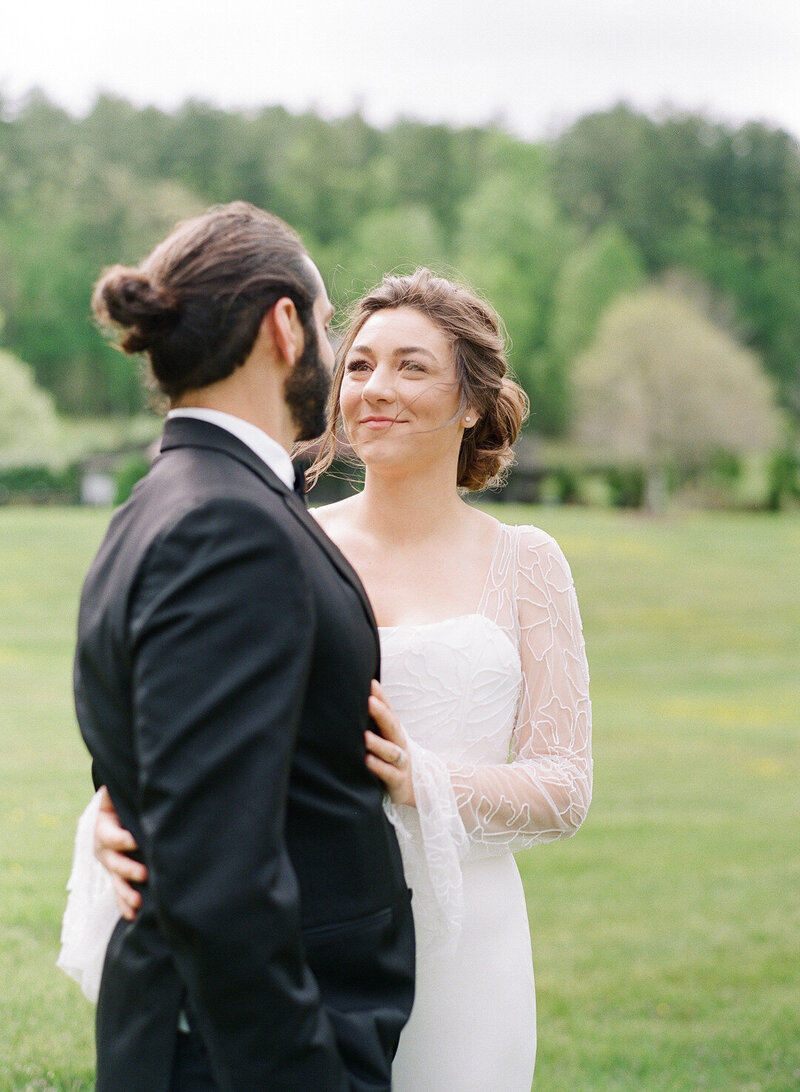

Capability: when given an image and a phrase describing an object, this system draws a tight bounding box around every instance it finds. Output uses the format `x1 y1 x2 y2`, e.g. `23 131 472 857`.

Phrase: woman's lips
360 416 402 430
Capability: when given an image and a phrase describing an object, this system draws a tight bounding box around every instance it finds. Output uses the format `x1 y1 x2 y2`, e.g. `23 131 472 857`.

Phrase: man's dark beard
284 325 331 442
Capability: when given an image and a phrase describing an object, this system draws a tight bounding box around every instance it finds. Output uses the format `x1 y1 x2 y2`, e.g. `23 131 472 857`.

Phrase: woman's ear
264 297 304 368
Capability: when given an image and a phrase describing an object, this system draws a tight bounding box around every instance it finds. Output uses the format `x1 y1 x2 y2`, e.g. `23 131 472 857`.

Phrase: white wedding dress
379 523 592 1091
59 523 592 1092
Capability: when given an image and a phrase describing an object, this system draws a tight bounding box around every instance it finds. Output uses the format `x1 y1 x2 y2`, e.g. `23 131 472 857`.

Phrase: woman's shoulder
307 494 359 531
496 519 560 552
495 521 574 581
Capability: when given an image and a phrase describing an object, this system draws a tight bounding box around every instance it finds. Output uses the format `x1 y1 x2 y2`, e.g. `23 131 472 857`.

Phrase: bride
62 269 592 1091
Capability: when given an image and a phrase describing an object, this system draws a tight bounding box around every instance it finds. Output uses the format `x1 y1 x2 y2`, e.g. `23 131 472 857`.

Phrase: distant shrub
766 448 800 511
709 449 743 485
607 466 645 508
552 467 583 504
0 464 80 504
114 456 151 505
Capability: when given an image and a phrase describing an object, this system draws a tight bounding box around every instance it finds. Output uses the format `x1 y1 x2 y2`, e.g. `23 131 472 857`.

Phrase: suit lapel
281 490 379 635
159 417 380 644
160 416 293 497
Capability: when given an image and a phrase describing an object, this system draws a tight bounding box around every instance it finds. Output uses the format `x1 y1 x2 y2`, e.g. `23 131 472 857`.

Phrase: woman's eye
345 359 370 373
401 360 426 373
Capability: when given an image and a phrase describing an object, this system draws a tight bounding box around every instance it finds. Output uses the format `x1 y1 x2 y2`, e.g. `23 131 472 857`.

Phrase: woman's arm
94 786 147 920
447 529 592 848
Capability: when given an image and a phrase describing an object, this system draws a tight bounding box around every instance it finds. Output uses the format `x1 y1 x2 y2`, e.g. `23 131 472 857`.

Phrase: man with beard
73 203 415 1092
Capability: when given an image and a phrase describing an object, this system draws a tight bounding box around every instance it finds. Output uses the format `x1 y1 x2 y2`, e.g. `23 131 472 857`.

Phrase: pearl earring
464 416 472 424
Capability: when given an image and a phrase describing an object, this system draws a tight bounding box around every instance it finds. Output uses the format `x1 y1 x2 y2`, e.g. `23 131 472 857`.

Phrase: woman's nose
362 364 395 403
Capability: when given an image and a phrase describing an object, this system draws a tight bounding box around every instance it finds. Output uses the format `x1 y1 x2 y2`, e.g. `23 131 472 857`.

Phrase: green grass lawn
1 505 798 1091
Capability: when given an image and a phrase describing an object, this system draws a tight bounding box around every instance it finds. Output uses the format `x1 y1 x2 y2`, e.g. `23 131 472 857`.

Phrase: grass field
1 505 798 1091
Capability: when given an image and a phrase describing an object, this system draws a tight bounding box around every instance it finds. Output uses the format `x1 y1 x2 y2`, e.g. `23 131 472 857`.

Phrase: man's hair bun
92 266 180 354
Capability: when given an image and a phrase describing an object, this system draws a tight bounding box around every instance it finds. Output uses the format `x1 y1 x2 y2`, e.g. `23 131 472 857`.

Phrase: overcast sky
4 0 800 141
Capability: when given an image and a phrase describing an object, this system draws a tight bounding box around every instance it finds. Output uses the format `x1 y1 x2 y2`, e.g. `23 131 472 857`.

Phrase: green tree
0 144 201 413
332 205 447 304
457 173 577 434
0 346 60 462
572 284 781 508
550 223 646 368
550 106 672 264
551 107 800 414
3 90 799 428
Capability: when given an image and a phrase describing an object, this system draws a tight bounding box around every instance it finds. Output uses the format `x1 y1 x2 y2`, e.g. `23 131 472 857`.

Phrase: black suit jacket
73 418 414 1092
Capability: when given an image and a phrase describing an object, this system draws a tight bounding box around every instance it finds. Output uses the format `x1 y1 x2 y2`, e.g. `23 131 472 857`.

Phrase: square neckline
376 523 510 631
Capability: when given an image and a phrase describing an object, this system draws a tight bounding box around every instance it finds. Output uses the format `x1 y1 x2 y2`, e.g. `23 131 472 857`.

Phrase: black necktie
292 463 307 506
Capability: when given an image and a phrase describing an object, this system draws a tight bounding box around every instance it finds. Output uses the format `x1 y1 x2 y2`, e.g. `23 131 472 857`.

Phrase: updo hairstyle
92 202 318 400
308 268 529 492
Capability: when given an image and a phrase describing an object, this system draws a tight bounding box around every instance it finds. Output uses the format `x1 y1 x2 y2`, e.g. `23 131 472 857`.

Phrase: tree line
1 91 798 442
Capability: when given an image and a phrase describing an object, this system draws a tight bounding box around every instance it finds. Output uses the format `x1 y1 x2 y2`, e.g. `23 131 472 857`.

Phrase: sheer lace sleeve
384 741 469 953
56 790 119 1001
449 525 592 853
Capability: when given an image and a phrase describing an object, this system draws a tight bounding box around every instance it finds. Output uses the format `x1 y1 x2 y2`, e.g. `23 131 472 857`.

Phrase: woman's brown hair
307 269 528 491
92 202 317 400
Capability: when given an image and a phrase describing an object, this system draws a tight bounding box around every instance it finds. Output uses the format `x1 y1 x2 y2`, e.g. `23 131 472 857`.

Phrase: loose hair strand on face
306 269 529 492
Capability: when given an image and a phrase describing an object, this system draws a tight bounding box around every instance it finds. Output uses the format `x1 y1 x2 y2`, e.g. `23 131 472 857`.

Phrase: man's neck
171 387 295 454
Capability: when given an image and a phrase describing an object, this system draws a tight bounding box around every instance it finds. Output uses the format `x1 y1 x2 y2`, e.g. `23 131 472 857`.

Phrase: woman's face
339 307 468 473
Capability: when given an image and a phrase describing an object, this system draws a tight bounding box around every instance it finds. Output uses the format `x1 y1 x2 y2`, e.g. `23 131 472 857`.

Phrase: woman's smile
360 414 406 429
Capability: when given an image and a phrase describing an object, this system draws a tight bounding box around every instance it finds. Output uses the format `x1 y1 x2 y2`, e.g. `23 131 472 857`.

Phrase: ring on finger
394 748 407 769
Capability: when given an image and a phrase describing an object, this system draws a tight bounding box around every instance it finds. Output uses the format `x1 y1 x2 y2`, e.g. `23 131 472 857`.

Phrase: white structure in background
80 471 116 507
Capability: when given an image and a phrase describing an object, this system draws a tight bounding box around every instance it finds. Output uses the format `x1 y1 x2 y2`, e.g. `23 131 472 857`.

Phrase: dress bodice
380 614 521 765
376 523 592 951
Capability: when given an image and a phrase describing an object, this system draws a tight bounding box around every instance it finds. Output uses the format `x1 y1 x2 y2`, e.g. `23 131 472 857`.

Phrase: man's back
75 419 413 1091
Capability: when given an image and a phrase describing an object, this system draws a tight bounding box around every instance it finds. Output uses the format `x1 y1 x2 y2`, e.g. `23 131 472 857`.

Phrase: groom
74 203 414 1091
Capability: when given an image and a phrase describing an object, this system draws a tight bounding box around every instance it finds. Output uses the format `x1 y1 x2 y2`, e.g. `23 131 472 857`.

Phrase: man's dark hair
92 202 318 399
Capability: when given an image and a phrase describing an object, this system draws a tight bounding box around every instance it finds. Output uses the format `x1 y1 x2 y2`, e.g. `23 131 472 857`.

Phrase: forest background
1 91 799 508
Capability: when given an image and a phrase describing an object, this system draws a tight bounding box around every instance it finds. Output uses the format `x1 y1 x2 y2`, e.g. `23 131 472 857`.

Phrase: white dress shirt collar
167 408 295 490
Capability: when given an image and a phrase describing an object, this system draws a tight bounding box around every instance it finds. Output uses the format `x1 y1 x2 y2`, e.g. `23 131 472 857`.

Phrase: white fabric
391 854 536 1092
58 521 591 1090
382 523 592 1090
167 407 295 489
57 790 119 1002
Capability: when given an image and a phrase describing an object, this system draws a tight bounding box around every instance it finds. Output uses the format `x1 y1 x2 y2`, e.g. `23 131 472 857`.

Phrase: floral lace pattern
382 523 592 949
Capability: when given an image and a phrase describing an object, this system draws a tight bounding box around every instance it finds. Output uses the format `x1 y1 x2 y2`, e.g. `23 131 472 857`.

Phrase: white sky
4 0 800 141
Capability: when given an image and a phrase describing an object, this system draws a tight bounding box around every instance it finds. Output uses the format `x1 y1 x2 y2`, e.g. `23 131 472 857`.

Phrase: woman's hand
94 786 148 921
365 679 415 807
